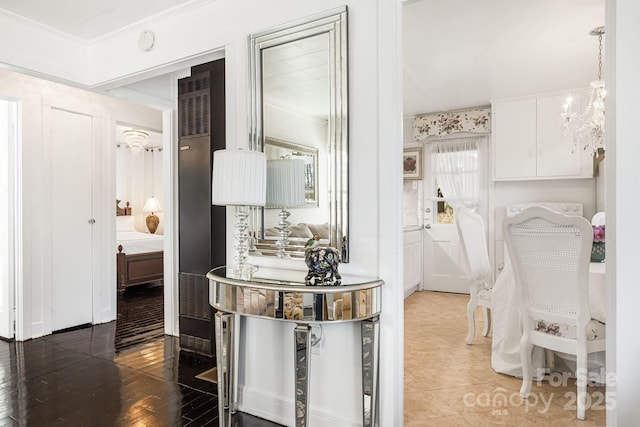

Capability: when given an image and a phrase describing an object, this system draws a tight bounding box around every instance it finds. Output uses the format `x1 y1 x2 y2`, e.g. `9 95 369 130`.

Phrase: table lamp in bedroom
211 148 266 279
143 197 162 234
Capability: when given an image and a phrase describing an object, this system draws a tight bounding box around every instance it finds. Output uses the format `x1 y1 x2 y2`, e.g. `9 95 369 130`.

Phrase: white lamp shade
212 149 266 206
143 197 162 213
266 159 306 208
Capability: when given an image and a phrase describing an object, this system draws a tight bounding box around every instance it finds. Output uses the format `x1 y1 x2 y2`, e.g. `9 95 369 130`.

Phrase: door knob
424 224 431 230
88 219 96 224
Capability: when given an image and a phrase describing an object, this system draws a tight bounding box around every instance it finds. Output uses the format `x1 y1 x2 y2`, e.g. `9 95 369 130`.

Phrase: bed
116 200 164 291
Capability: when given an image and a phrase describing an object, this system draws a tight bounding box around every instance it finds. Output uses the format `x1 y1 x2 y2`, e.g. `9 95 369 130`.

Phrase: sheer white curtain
430 136 487 212
116 144 163 215
144 147 163 207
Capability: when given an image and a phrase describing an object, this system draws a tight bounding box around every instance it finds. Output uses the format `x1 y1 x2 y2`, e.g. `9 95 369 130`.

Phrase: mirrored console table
207 266 384 427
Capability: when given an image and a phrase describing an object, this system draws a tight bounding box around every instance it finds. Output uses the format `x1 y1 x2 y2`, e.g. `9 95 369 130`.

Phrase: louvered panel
178 72 210 138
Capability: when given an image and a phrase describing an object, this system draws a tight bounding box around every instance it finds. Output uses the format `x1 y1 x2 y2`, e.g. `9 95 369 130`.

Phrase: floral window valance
413 107 491 141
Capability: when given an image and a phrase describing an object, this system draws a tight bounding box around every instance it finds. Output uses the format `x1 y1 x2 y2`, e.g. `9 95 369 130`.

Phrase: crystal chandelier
123 129 149 154
560 26 606 155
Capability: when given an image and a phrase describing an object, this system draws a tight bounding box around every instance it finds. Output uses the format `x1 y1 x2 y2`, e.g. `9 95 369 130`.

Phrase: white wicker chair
503 207 606 420
456 207 492 344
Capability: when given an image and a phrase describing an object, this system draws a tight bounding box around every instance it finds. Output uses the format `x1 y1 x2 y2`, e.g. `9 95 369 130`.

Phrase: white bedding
117 231 164 254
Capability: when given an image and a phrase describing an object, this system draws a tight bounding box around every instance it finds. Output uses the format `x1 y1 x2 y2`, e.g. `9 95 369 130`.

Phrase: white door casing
0 99 17 339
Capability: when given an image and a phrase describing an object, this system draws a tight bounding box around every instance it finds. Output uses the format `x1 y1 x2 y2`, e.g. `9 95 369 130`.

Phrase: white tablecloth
491 261 606 379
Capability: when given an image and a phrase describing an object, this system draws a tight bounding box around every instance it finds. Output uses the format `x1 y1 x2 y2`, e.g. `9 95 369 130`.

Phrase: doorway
115 125 165 348
422 136 489 293
0 98 19 340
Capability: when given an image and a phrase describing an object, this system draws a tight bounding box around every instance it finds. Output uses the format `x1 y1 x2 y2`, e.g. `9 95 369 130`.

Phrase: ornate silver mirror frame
248 6 349 262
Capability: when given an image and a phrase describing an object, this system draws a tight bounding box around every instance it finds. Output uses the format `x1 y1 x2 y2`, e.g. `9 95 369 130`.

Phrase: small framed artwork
403 147 423 180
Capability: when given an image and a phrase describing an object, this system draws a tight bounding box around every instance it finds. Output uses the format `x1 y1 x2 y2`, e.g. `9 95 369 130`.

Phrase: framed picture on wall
403 147 422 180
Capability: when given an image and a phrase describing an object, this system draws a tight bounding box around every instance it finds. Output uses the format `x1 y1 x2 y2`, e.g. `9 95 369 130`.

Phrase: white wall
0 69 163 339
609 0 640 425
0 12 89 85
0 1 404 426
233 3 401 424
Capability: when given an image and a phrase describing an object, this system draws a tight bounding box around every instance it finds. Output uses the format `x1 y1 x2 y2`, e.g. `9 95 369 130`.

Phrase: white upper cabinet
536 93 584 177
493 90 592 181
493 98 537 179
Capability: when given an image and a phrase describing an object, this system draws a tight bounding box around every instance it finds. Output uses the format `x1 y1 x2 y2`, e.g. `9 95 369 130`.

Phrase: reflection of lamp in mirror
142 197 162 234
266 159 306 258
212 149 266 279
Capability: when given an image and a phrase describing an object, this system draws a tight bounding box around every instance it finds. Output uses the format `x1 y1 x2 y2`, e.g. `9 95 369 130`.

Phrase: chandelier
560 26 606 155
123 129 149 154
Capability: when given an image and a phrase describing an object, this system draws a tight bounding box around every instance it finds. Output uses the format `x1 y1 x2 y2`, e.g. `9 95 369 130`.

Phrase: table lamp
142 196 162 234
212 149 266 279
266 158 306 257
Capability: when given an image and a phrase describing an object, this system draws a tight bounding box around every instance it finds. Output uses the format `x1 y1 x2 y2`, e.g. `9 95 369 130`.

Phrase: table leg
362 317 380 427
232 313 240 412
215 311 235 427
294 324 312 427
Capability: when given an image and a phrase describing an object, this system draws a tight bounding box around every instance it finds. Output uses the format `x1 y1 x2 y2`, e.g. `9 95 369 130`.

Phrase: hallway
0 285 281 426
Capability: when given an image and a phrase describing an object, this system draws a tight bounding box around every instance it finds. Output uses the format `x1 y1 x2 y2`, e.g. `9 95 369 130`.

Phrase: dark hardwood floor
0 283 282 426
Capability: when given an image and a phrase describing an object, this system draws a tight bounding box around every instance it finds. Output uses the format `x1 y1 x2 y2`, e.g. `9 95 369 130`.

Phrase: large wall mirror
248 6 349 262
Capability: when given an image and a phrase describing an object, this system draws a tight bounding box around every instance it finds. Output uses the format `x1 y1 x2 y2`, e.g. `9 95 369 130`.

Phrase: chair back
456 207 491 283
503 207 593 328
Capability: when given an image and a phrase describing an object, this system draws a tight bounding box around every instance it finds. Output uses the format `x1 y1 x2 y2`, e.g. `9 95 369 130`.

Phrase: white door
50 108 93 331
0 99 17 339
422 191 468 294
422 141 488 294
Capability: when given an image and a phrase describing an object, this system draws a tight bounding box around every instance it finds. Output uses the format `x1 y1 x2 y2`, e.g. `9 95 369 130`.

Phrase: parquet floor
404 291 607 426
0 284 281 426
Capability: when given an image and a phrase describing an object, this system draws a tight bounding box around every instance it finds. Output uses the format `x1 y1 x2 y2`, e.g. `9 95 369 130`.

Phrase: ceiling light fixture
561 26 606 155
123 129 149 154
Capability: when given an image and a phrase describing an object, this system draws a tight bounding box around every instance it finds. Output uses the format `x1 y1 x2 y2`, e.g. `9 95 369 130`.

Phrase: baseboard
404 284 417 298
30 320 45 339
238 385 361 427
96 307 115 325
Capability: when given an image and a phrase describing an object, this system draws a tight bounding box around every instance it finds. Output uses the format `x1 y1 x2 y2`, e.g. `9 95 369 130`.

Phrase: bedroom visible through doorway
115 125 165 346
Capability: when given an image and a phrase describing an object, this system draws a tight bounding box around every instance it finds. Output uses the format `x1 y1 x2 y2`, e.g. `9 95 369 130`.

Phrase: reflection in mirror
265 138 319 207
248 6 349 261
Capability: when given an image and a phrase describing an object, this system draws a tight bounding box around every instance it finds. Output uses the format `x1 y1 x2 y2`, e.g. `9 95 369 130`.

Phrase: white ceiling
0 0 195 41
403 0 605 116
0 0 606 119
262 35 330 119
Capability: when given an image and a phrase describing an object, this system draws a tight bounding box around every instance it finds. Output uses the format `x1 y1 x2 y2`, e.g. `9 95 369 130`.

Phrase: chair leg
466 293 478 345
519 335 533 398
482 307 491 337
576 349 587 420
545 349 555 371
